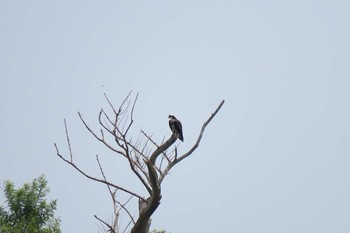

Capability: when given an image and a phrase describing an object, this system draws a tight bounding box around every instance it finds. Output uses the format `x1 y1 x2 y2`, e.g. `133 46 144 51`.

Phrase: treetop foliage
150 230 169 233
0 175 61 233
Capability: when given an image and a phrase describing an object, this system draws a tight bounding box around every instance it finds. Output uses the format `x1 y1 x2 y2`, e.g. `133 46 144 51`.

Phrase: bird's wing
175 120 183 134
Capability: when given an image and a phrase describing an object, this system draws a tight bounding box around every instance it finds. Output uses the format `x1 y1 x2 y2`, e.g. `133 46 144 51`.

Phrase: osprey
168 114 184 142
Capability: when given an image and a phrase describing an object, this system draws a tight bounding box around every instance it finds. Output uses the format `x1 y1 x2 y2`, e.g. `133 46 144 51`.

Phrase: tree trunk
137 198 151 233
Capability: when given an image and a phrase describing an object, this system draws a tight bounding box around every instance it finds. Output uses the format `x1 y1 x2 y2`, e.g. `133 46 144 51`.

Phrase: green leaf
0 175 61 233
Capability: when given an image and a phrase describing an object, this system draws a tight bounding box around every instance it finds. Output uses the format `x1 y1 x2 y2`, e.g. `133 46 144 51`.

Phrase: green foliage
150 230 169 233
0 175 61 233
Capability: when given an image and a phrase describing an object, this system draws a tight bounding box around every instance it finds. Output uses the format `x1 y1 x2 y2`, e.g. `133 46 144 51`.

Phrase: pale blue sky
1 1 350 232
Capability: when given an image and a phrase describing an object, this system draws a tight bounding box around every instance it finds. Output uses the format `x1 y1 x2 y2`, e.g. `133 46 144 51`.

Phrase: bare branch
141 130 171 169
55 92 224 233
94 215 116 233
78 112 126 157
177 99 225 163
140 130 158 148
99 109 114 135
63 119 73 163
54 131 146 202
104 92 131 116
150 134 177 165
122 218 134 233
96 155 136 226
82 94 152 195
159 99 225 184
122 134 152 195
124 92 138 136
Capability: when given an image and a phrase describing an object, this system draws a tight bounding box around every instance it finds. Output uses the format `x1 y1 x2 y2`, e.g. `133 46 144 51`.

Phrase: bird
168 114 184 142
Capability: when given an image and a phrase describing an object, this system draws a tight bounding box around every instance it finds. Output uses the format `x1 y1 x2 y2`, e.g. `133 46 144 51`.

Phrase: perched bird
168 114 184 142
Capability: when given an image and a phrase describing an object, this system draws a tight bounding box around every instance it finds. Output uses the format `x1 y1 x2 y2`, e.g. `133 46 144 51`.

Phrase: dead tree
54 92 224 233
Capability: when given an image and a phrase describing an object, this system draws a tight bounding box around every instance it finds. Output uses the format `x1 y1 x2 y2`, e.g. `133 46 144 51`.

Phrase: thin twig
124 92 138 136
159 99 225 184
64 119 73 163
54 145 146 202
121 132 152 195
55 92 224 233
78 112 126 157
141 130 170 162
94 215 116 233
96 155 136 225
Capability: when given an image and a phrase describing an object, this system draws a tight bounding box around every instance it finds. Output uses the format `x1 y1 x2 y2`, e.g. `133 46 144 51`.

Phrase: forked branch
54 119 146 202
159 99 225 183
54 92 225 233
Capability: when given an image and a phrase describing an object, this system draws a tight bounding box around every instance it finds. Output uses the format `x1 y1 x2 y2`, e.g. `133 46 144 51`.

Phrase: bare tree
54 92 224 233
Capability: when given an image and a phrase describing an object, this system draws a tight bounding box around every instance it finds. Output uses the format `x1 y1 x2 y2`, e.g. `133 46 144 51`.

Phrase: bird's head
168 114 176 120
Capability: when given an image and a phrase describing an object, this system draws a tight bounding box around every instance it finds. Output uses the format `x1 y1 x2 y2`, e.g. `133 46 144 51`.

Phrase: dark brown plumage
168 114 184 142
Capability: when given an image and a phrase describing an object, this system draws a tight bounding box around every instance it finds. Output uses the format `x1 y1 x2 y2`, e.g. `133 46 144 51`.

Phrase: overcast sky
1 1 350 232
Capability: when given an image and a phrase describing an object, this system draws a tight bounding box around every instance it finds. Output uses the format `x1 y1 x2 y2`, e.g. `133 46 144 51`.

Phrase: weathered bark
55 92 225 233
131 134 177 233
